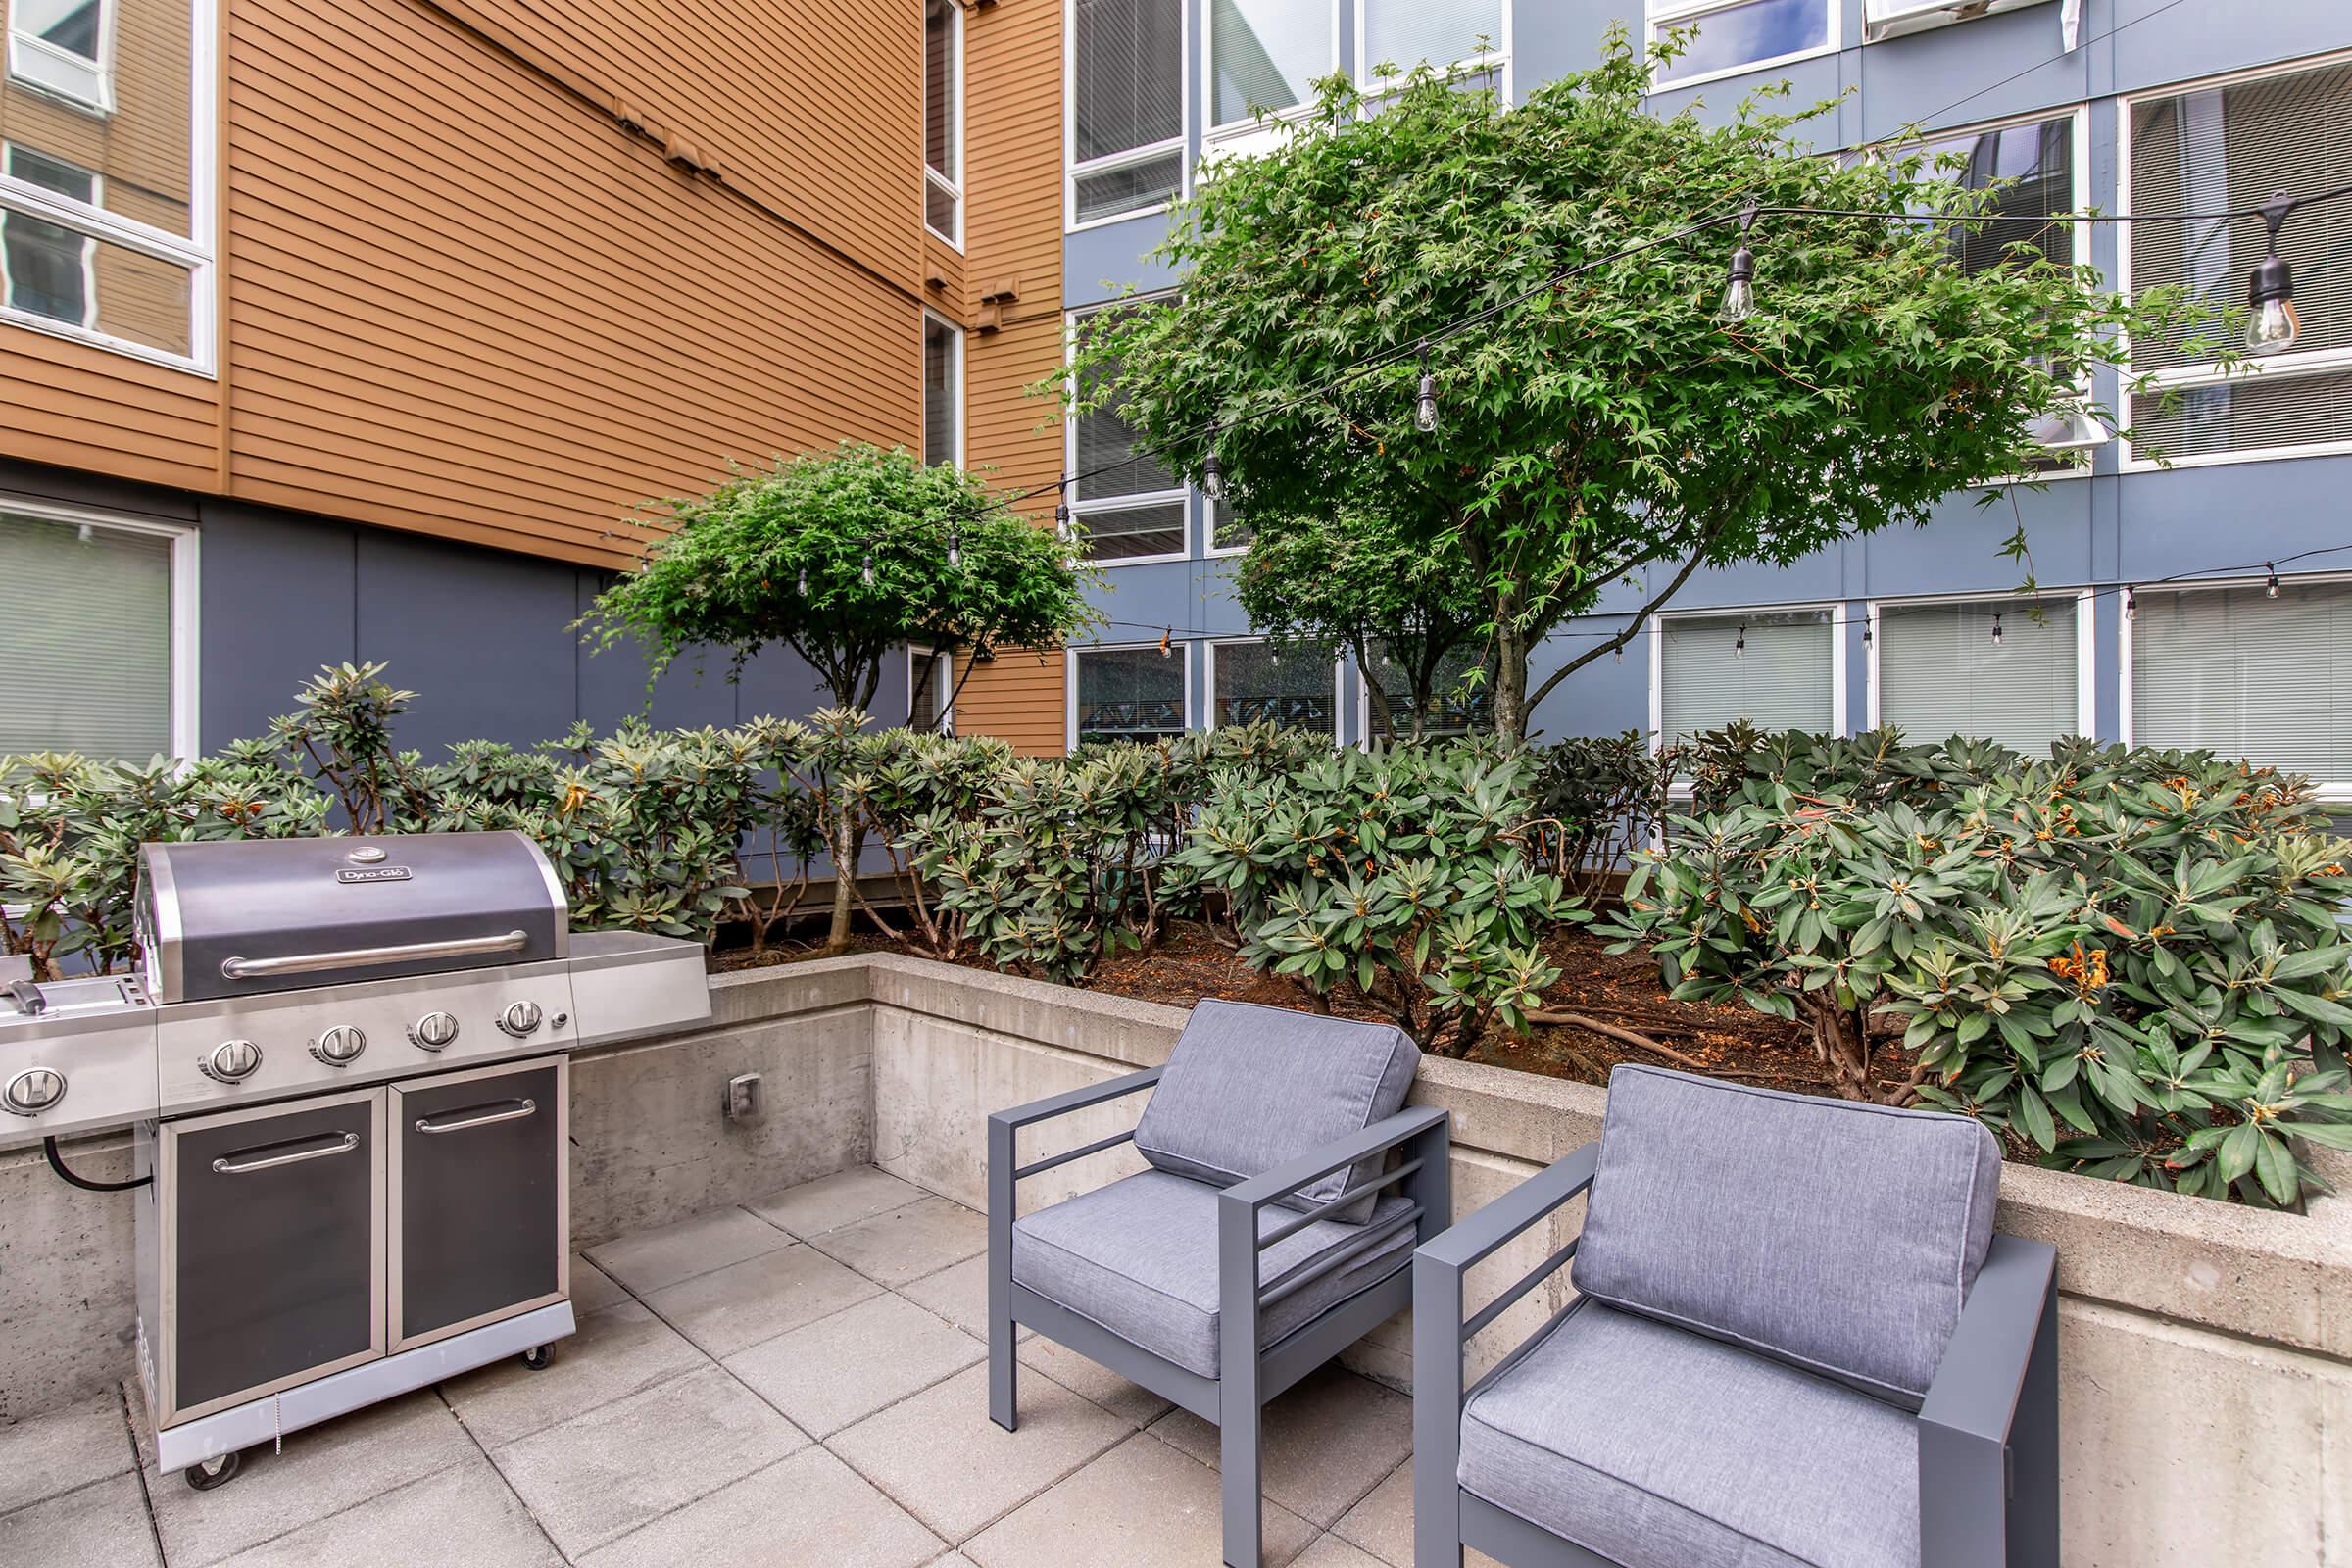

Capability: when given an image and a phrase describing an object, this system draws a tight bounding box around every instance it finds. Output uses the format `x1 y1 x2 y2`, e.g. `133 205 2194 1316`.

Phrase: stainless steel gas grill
0 830 710 1488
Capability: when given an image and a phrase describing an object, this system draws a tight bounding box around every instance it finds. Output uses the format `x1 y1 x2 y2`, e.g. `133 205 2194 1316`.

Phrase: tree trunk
1808 994 1877 1102
1492 592 1531 749
823 806 859 956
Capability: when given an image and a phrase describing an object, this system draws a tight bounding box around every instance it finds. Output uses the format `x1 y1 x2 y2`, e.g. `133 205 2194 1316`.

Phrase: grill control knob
312 1025 366 1066
497 1000 544 1039
2 1066 65 1115
201 1040 262 1083
410 1011 460 1052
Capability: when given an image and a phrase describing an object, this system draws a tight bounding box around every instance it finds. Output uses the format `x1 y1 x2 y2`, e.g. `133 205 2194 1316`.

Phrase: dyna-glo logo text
334 866 414 884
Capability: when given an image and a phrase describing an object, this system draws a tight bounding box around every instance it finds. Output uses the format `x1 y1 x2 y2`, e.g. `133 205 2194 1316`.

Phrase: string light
1054 470 1072 538
1734 623 1746 659
947 530 961 569
2125 588 2136 620
796 565 808 596
860 548 875 587
1201 435 1227 503
1715 200 1759 324
1158 627 1173 657
1991 611 2004 647
1269 643 1281 666
2266 564 2280 598
2246 192 2301 357
1415 342 1439 433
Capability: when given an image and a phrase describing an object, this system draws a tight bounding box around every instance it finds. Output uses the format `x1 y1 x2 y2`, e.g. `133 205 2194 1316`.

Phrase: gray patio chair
987 997 1450 1568
1413 1064 2058 1568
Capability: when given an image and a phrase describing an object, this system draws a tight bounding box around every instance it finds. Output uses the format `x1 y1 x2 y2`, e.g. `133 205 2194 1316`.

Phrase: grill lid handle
219 929 530 981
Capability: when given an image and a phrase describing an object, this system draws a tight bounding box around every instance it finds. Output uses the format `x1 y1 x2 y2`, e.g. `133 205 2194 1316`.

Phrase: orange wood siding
949 0 1068 754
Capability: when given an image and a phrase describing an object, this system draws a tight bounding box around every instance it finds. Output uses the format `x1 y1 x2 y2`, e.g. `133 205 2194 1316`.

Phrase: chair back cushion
1133 998 1420 1222
1570 1064 2002 1409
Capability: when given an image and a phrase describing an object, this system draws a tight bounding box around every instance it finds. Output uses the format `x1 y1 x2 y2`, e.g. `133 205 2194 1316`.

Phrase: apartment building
1056 0 2352 809
0 0 1072 758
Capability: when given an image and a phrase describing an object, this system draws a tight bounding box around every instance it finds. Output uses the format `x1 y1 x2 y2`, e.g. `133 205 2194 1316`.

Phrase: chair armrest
1921 1233 2057 1445
987 1066 1163 1135
1416 1141 1597 1273
1222 1103 1449 1213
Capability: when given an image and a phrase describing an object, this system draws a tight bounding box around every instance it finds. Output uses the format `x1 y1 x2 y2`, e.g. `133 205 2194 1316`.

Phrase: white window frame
1203 497 1250 558
923 309 965 468
1066 639 1194 753
1065 295 1190 566
1355 0 1511 103
2 143 101 332
1203 634 1344 735
1064 0 1191 233
906 644 955 734
1646 600 1848 750
8 0 115 115
0 495 200 760
2118 571 2352 802
1864 588 2097 742
1204 0 1340 153
1353 641 1493 746
924 0 964 248
1643 0 1838 94
0 0 214 375
2118 50 2352 474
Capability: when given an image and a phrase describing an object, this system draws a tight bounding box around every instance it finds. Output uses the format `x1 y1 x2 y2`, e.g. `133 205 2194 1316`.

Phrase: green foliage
583 441 1100 711
1527 730 1679 898
1167 745 1583 1056
1067 28 2205 741
1595 729 2352 1207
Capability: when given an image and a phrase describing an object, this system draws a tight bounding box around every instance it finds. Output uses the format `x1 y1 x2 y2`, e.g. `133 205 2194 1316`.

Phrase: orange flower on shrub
2050 941 2109 997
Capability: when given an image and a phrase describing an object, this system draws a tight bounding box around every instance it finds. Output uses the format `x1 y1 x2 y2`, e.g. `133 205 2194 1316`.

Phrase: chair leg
2007 1283 2062 1567
987 1116 1018 1433
1220 1375 1263 1568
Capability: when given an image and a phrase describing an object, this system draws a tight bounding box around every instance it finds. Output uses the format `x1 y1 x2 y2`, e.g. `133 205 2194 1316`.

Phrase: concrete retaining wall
4 953 2346 1566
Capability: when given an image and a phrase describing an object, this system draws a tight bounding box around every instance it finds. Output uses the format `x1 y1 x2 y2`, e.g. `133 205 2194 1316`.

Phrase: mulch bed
718 917 1900 1098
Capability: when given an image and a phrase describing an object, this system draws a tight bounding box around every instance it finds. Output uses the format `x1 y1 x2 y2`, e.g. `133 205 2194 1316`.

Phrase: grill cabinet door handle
415 1098 538 1136
220 930 530 980
212 1130 361 1175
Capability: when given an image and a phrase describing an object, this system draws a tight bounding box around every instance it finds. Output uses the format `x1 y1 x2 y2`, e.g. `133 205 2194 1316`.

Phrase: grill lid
138 831 568 1004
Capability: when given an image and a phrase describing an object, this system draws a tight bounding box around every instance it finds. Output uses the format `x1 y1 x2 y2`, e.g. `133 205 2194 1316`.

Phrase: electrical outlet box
724 1072 763 1123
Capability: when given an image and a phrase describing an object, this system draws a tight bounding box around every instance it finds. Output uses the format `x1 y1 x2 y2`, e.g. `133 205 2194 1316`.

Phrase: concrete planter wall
5 953 2347 1565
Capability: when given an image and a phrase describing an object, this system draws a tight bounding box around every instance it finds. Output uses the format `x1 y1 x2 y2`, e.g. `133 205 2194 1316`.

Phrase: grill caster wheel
186 1450 241 1491
521 1344 557 1372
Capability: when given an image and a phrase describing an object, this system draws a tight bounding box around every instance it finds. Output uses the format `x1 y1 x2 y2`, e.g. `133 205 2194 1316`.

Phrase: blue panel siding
1059 1 2352 751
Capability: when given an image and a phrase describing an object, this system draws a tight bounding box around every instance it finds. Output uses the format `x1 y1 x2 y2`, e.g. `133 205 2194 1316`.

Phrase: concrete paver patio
2 1166 1496 1567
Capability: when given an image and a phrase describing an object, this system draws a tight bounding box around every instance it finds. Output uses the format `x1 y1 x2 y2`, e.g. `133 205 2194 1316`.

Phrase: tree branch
1523 536 1715 715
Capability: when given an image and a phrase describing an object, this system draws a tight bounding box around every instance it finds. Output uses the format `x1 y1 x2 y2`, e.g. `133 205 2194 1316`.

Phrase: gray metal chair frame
1411 1143 2061 1568
988 1065 1451 1568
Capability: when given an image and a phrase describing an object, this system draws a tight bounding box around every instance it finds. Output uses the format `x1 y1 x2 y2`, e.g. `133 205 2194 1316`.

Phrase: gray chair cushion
1133 998 1419 1223
1459 1299 1919 1568
1010 1169 1414 1377
1571 1064 2002 1409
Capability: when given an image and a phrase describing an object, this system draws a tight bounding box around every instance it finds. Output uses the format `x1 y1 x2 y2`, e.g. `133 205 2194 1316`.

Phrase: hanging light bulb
1991 612 2004 647
1415 342 1439 434
2125 588 2136 621
1201 434 1226 503
2266 564 2280 599
947 529 961 569
861 548 875 587
1614 644 1624 663
1715 200 1760 324
796 565 808 596
1158 627 1173 658
2245 192 2301 357
1054 470 1072 538
1734 623 1747 660
1269 643 1281 666
1379 648 1391 667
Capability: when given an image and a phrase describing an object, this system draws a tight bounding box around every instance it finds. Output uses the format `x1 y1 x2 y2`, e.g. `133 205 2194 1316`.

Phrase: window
1647 0 1832 88
1209 0 1331 132
1359 0 1503 80
1069 303 1186 561
1070 644 1188 747
0 507 191 761
923 314 961 466
1069 0 1183 227
1656 609 1835 742
2129 580 2352 791
909 647 954 733
925 0 961 243
0 0 212 369
2126 58 2352 465
1873 598 2086 756
1363 640 1490 739
9 0 108 111
1208 638 1337 734
1208 496 1251 554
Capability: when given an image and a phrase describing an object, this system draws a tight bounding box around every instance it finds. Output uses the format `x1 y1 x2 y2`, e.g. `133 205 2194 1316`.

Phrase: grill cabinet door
163 1088 383 1421
390 1057 566 1350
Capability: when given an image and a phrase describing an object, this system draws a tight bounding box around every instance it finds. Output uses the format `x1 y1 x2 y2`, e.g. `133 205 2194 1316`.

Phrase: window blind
0 513 172 761
1211 0 1328 125
1073 0 1183 163
1660 611 1832 741
1878 601 2079 756
1075 647 1187 741
2132 582 2352 784
1361 0 1501 74
1212 640 1335 734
